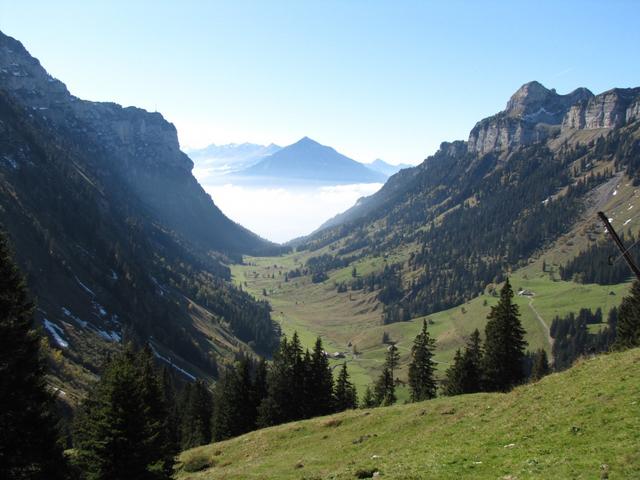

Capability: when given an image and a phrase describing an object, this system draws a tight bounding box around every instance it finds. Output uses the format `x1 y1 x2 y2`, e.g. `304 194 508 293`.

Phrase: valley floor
230 251 629 399
176 347 640 479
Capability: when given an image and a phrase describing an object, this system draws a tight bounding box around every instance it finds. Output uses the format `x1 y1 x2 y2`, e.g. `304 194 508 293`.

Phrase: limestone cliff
468 81 593 156
562 87 640 130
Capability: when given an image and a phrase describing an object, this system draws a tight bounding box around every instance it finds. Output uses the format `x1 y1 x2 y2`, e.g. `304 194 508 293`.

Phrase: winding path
527 296 554 350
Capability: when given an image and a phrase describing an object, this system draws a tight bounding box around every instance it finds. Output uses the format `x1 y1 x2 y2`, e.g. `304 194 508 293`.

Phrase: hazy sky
2 1 639 165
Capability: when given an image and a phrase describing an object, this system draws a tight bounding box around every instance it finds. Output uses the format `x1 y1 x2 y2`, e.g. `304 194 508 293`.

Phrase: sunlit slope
176 348 640 479
231 251 629 397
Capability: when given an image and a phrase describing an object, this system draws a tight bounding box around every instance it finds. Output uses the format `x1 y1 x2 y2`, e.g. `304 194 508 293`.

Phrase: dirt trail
528 296 554 350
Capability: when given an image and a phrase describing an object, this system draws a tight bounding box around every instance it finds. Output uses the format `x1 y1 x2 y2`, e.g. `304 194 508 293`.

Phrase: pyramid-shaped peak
295 136 320 145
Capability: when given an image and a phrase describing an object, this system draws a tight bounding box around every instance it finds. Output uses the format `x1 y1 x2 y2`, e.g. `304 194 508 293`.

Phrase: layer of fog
196 176 383 243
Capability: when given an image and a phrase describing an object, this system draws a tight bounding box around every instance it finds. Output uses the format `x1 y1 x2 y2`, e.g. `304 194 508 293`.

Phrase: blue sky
2 0 639 164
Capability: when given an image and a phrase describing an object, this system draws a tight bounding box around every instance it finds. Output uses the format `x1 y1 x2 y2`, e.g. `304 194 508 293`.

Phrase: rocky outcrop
0 32 192 173
0 30 274 254
561 87 640 130
468 81 593 156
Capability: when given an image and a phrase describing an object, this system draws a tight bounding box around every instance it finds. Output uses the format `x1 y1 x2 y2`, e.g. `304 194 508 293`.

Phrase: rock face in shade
0 30 284 391
0 30 276 255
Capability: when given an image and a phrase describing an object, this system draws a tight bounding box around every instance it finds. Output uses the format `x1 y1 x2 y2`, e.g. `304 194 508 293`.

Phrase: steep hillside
240 137 387 183
0 31 282 400
176 348 640 479
298 82 640 323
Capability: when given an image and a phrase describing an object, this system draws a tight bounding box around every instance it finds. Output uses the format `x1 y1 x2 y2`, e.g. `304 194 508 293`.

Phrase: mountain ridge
313 82 640 233
0 30 283 399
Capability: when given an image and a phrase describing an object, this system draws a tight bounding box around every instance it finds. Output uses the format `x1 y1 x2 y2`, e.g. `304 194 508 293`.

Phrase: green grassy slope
231 251 630 401
176 348 640 479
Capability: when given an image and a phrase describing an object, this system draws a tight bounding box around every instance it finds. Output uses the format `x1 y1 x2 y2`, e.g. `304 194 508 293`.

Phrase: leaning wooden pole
598 211 640 281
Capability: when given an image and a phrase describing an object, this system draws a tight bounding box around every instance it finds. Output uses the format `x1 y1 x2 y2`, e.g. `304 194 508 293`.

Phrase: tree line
560 233 639 285
3 211 640 479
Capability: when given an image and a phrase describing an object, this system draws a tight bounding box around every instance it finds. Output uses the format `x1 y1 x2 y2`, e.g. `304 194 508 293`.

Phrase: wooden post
598 211 640 281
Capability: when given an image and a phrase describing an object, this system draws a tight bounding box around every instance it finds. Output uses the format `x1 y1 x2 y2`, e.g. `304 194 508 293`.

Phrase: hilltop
176 347 640 479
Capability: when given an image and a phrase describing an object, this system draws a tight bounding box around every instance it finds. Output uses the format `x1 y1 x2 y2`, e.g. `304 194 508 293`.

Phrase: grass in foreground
176 348 640 479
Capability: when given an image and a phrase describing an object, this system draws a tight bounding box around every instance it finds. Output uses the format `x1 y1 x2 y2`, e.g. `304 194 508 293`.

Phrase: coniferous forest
1 16 640 479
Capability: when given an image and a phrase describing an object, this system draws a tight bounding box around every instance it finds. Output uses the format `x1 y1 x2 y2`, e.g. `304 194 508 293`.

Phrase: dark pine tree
159 368 180 456
407 319 437 401
257 333 304 427
73 346 175 480
444 330 484 396
360 386 376 409
482 278 528 392
530 349 550 380
443 349 465 396
385 343 400 378
373 367 396 406
0 232 68 480
307 337 334 417
179 380 213 449
615 280 640 350
333 363 358 411
212 356 263 441
461 329 484 393
252 358 268 414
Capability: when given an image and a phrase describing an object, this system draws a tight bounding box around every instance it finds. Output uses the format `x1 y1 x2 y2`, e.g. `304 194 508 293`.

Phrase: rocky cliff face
0 31 283 394
468 81 594 156
562 87 640 130
0 30 275 255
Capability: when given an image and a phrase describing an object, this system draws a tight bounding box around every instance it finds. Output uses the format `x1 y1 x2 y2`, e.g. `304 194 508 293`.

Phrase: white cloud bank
200 182 383 243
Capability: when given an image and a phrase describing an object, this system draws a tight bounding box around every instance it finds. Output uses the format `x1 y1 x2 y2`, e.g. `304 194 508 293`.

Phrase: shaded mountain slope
0 30 282 398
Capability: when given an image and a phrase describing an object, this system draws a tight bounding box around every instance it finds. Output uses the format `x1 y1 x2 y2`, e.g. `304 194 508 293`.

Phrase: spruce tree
482 279 528 392
308 337 334 417
530 349 550 380
257 333 304 427
179 380 213 449
614 280 640 349
443 349 465 396
252 358 268 412
0 232 68 479
373 367 396 406
73 346 175 479
159 368 180 454
456 329 484 394
385 343 400 377
212 356 261 441
333 363 358 411
360 385 376 408
407 320 437 401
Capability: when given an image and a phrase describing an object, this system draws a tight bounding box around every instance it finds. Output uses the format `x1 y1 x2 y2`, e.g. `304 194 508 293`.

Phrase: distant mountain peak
239 137 386 183
294 136 320 146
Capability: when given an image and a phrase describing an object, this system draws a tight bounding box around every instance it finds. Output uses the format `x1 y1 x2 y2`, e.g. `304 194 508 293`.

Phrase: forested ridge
296 121 640 323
